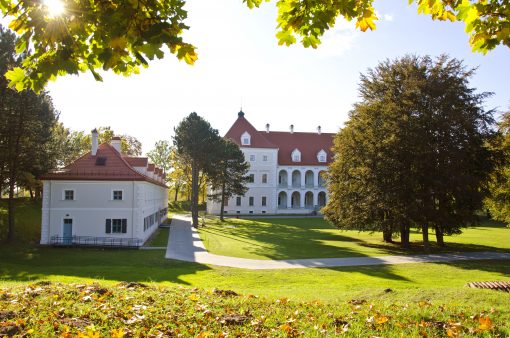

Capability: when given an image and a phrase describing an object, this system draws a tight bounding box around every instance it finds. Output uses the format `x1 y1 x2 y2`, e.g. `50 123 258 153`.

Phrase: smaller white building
40 131 168 247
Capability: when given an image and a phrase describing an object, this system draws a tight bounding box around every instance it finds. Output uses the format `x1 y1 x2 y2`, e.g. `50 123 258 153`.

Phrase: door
63 218 73 244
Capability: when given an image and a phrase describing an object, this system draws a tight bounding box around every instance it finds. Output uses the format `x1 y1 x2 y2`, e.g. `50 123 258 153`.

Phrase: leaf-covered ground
0 281 507 337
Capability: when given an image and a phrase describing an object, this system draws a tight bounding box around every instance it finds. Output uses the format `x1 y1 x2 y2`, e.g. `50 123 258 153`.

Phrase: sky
33 0 510 154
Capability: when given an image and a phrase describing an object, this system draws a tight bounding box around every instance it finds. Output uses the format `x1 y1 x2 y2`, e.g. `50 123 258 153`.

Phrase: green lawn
0 198 41 243
198 217 510 260
1 199 510 335
145 227 170 247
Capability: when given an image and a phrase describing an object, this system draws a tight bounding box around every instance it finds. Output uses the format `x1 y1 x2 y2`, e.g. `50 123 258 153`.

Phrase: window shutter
122 219 127 233
105 219 111 233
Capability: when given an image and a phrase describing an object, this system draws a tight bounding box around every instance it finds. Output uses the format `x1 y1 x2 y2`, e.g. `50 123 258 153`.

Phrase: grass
145 227 170 247
1 198 510 335
1 281 509 337
198 217 510 260
0 198 41 243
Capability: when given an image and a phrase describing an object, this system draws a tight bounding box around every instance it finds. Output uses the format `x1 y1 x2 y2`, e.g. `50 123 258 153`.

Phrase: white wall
40 180 168 245
207 147 279 215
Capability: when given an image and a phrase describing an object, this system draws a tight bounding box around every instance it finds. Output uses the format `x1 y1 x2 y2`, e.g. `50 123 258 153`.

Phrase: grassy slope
0 198 41 243
1 282 508 337
198 217 510 260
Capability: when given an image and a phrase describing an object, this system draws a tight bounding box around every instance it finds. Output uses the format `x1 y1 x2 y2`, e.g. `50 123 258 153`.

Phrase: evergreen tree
0 25 58 241
485 109 510 226
324 55 497 249
173 113 222 227
208 139 250 221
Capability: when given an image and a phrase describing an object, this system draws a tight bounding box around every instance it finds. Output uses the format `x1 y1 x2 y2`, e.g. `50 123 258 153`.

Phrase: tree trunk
174 185 180 202
400 224 410 248
29 188 34 200
422 224 430 252
382 224 393 243
7 176 15 242
191 162 199 227
220 181 226 222
435 226 445 247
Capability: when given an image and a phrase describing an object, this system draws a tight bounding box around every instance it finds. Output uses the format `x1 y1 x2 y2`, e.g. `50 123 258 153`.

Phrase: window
262 196 267 206
64 190 74 200
248 174 255 183
249 197 254 206
224 197 229 206
262 174 267 183
106 219 127 234
236 197 241 206
241 131 251 145
250 155 255 161
113 190 123 200
249 211 253 214
291 149 301 162
317 149 327 163
263 155 268 161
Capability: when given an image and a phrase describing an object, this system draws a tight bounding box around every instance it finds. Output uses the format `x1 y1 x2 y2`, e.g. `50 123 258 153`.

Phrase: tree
324 55 497 249
485 109 510 226
147 140 172 183
168 148 191 202
0 26 58 241
173 112 222 227
208 139 250 221
1 0 508 91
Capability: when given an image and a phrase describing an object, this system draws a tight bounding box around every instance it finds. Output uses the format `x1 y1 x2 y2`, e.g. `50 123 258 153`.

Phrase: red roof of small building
41 143 167 188
224 111 335 166
147 164 155 172
124 156 148 167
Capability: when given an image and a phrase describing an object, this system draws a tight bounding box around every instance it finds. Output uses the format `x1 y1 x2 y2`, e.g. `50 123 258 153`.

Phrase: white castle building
207 111 334 215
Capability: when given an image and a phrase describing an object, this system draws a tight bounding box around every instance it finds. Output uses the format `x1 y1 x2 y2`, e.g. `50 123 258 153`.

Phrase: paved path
165 215 510 270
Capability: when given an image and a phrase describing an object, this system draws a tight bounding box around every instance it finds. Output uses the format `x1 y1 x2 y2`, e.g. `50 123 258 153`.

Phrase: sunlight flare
44 0 65 18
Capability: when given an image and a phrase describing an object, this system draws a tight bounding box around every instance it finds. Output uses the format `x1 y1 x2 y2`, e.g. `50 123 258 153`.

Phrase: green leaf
276 30 296 46
5 67 26 91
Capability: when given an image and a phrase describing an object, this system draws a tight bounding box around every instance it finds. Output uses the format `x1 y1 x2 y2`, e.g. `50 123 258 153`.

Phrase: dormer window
241 131 251 146
291 149 301 162
317 149 327 163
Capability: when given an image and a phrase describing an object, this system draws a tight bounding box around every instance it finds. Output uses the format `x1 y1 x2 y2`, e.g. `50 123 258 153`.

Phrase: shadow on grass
0 244 211 285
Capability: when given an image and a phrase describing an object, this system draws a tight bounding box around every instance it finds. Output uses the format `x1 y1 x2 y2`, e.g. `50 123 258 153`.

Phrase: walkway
165 215 510 270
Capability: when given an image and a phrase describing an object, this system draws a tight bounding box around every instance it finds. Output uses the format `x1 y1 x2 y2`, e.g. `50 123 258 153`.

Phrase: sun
44 0 65 18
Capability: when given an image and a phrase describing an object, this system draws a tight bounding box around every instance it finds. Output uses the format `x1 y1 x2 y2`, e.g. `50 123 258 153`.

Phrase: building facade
40 131 168 247
207 111 334 215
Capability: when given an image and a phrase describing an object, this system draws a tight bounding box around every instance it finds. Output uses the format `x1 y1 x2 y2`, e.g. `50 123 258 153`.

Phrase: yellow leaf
111 328 125 338
375 314 389 325
478 316 493 330
188 294 199 301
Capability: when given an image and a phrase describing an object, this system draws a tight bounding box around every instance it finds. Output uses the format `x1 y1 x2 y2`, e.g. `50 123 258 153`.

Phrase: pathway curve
165 215 510 270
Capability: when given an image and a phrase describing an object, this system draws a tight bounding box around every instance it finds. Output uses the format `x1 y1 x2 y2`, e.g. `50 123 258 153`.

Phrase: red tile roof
224 112 276 149
264 131 334 165
224 112 334 166
41 143 167 188
124 156 148 167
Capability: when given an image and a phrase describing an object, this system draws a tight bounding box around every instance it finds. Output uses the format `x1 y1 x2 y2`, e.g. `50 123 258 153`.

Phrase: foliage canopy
1 0 509 91
323 55 497 248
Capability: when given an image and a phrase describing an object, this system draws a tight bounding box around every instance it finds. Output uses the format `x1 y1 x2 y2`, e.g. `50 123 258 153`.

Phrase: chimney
290 124 294 134
91 128 98 156
317 126 322 135
111 136 122 153
265 123 270 133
